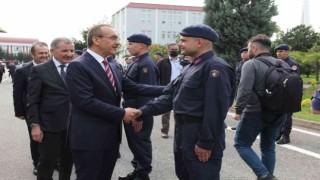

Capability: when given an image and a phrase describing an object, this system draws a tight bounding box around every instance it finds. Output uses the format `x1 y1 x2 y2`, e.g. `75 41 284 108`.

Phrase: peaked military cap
127 34 152 46
179 24 219 42
240 47 248 53
275 43 290 51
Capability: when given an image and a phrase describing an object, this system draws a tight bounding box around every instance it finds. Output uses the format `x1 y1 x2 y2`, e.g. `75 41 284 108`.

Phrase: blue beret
127 34 152 46
180 24 219 42
240 47 248 53
74 50 83 56
275 44 289 51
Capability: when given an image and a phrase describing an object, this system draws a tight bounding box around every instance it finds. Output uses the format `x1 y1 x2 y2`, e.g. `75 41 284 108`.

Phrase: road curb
229 107 320 131
293 118 320 131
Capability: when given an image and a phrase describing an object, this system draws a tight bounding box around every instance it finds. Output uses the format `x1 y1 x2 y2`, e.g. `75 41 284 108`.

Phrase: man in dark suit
156 43 182 138
27 37 74 180
13 41 49 175
66 24 163 180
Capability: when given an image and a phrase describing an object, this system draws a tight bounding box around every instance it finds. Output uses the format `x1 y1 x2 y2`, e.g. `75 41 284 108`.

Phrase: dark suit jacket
13 62 33 117
66 52 163 150
157 58 172 86
27 60 69 132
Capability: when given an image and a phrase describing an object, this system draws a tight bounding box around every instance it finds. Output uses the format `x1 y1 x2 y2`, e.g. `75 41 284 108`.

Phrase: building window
167 31 171 39
162 11 166 20
162 31 166 39
172 31 177 39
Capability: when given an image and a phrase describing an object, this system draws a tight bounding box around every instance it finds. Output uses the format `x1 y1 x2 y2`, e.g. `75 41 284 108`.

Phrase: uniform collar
133 52 149 62
191 51 214 66
283 56 291 62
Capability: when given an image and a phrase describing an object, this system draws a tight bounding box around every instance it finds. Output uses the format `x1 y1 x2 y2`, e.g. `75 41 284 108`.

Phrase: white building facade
111 2 204 59
0 37 39 55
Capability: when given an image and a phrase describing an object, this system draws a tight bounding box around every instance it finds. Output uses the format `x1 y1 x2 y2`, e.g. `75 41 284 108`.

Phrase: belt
174 113 202 124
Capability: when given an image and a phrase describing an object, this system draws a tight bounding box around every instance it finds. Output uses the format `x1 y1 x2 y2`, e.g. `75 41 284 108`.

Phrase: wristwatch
30 123 39 128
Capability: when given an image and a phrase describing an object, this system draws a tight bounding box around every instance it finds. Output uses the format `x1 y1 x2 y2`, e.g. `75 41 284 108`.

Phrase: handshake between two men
123 108 143 132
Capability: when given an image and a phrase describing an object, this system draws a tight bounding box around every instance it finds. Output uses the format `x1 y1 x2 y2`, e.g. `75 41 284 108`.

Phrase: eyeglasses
98 35 120 41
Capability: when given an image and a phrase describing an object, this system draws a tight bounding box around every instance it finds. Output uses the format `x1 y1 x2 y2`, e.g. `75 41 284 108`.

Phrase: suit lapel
46 59 67 88
85 53 119 96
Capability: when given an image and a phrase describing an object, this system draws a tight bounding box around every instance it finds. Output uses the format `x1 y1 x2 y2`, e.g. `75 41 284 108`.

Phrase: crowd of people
8 23 319 180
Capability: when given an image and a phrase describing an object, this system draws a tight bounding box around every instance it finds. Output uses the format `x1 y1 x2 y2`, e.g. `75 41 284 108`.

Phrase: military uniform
275 44 302 144
235 47 248 87
139 24 236 180
121 34 159 180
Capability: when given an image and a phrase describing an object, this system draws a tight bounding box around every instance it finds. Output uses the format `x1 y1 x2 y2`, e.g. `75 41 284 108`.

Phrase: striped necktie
102 60 117 93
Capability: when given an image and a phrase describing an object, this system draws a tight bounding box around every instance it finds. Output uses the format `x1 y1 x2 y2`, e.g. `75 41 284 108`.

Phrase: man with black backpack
232 34 289 180
275 43 302 144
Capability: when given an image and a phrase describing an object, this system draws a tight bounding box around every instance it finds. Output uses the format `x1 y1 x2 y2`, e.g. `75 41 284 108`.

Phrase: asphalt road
0 76 319 180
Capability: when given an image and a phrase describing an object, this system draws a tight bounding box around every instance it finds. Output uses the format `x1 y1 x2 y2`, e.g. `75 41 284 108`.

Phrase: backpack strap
255 57 277 67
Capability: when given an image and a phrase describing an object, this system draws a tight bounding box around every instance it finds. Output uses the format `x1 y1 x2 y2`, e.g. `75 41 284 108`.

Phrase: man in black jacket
156 43 182 138
13 41 49 175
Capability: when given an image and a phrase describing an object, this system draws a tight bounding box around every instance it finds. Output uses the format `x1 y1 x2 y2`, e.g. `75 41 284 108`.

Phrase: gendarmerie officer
231 47 250 130
136 24 236 180
275 43 301 144
235 47 249 87
119 34 159 180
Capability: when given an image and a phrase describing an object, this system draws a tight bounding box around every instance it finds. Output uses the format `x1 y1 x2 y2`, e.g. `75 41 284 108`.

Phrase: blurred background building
111 2 204 57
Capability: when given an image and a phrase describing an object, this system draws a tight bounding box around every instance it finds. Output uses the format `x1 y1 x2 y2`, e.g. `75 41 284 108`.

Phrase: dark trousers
174 115 223 180
279 113 293 136
71 144 119 180
124 116 153 174
37 130 73 180
0 73 3 83
25 120 39 167
161 111 171 134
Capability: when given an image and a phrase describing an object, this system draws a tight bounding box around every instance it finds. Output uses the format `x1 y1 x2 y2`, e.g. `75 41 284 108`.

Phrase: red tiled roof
126 2 203 11
0 37 39 44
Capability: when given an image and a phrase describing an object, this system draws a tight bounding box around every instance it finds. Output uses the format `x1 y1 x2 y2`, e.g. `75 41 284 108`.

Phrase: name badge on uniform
210 70 220 78
291 65 297 71
142 67 149 74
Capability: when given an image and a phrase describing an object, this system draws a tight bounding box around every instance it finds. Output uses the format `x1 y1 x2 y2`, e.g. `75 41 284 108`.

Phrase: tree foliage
71 17 110 50
149 44 167 61
275 25 320 52
204 0 278 67
290 50 320 80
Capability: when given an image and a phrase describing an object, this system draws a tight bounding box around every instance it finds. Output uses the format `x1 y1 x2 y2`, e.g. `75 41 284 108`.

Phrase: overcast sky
0 0 319 45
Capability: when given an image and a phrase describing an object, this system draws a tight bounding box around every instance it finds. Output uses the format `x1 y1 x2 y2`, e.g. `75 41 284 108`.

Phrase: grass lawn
301 74 318 84
293 85 320 123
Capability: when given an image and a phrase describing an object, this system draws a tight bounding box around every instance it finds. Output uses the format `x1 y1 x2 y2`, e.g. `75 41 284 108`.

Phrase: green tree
149 44 167 61
204 0 278 67
275 25 319 52
291 50 320 81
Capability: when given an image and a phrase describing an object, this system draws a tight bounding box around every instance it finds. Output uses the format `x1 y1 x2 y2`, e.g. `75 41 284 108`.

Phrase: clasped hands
123 108 143 132
123 108 142 123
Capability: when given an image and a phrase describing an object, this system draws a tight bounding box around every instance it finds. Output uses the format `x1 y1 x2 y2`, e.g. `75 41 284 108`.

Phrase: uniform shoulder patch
291 65 297 71
142 67 149 73
210 70 220 78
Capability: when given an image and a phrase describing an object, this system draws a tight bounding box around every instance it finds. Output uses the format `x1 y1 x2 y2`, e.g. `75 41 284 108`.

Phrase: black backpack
256 57 303 114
